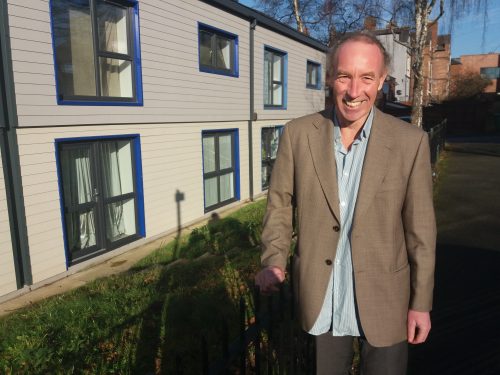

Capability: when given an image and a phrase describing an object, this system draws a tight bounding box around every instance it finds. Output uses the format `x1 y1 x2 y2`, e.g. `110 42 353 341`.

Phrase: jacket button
333 225 340 232
325 259 332 265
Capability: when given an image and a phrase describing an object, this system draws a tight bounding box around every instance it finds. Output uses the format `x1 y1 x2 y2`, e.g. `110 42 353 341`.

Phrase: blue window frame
306 60 321 89
261 126 284 190
198 23 239 77
264 46 287 109
50 0 143 105
202 130 240 212
55 135 145 266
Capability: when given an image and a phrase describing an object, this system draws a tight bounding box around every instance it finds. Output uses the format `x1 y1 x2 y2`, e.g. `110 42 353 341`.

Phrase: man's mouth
343 99 364 108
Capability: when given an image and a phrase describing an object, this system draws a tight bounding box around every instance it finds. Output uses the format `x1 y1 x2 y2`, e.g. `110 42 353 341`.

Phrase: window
480 67 500 79
261 126 283 189
264 47 287 108
51 0 143 105
202 131 239 211
198 23 238 77
306 60 321 89
56 136 145 265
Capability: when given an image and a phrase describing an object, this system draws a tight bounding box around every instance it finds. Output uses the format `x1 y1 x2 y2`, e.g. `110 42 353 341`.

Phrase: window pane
52 0 96 96
220 172 234 202
97 1 129 55
99 57 133 97
311 66 318 86
219 135 232 169
61 146 93 205
273 54 282 82
262 165 270 189
204 177 218 207
105 198 136 242
203 136 216 173
66 208 97 251
199 30 213 66
264 51 272 105
273 83 283 106
216 37 232 70
101 140 134 198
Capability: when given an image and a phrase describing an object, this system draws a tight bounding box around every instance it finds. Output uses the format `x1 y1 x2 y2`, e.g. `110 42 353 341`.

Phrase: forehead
335 40 385 73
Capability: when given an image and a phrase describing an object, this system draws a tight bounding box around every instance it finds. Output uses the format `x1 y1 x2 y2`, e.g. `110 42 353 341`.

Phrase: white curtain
61 147 96 250
102 141 135 242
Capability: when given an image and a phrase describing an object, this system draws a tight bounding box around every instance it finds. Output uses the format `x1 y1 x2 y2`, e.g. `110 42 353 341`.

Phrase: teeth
345 100 362 108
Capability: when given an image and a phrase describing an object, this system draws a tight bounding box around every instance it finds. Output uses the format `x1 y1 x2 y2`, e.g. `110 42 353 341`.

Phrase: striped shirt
309 108 374 336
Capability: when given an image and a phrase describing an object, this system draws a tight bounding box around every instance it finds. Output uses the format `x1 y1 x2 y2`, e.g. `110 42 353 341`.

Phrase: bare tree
254 0 383 45
253 0 490 128
448 71 491 99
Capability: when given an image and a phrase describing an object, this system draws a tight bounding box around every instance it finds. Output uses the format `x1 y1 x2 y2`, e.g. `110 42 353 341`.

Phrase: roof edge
201 0 328 52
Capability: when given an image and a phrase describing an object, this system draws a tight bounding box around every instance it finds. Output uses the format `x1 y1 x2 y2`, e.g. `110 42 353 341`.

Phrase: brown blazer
261 108 436 347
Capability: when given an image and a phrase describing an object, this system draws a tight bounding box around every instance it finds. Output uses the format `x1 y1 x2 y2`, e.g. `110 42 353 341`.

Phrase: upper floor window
51 0 143 105
306 60 321 89
264 47 287 109
198 23 238 77
480 67 500 79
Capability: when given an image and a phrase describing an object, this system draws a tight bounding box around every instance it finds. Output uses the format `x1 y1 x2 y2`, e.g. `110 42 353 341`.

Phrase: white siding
0 149 17 296
17 122 249 283
377 34 411 102
7 0 251 127
254 25 326 121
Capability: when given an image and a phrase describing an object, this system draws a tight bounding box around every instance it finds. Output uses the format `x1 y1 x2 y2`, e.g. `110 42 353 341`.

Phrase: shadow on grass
408 243 500 375
0 202 266 374
128 215 262 374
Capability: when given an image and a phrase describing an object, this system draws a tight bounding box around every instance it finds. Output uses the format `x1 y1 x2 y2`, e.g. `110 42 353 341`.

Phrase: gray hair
327 31 391 78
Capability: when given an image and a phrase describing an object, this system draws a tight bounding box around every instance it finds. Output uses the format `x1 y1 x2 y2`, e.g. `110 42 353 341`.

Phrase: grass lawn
0 199 267 374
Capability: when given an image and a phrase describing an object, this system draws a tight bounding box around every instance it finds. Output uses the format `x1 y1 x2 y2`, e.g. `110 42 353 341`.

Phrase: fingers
255 266 285 294
407 310 431 344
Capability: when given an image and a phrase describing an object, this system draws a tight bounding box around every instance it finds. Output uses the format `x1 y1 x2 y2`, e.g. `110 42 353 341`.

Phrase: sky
239 0 500 58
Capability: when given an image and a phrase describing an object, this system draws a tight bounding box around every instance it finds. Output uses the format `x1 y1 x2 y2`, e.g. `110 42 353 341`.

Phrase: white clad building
0 0 326 300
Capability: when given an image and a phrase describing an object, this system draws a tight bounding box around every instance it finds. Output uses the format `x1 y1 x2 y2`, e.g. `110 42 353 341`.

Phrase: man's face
332 40 387 127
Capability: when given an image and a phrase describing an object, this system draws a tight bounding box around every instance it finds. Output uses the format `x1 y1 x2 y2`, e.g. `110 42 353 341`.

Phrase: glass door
59 142 102 262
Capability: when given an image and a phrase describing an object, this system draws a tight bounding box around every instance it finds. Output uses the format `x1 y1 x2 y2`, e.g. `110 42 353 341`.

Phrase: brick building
419 22 452 104
450 53 500 93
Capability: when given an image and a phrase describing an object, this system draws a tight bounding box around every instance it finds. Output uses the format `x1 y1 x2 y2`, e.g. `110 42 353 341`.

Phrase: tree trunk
292 0 307 34
411 0 444 128
411 0 431 128
411 1 428 128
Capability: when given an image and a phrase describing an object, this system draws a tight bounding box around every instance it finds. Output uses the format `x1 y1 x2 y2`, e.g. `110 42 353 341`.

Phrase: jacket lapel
308 109 341 224
353 109 394 225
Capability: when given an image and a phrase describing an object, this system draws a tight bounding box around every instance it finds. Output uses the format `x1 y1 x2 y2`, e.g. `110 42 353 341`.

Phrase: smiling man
255 31 436 374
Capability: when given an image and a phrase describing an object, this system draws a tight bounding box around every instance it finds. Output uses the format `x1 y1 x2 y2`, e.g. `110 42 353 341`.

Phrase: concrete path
409 137 500 375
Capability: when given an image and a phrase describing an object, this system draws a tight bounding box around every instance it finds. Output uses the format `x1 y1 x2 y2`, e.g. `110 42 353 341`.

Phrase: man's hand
407 309 431 344
255 266 285 294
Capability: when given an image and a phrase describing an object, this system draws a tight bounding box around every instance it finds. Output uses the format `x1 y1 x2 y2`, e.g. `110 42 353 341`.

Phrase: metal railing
428 119 447 165
194 267 315 374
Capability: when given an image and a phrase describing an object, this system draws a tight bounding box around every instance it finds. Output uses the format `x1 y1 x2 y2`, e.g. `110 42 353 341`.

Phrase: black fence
427 119 447 165
198 280 315 374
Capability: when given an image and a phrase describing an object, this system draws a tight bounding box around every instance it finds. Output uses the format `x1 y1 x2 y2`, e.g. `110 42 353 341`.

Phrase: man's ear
378 73 388 91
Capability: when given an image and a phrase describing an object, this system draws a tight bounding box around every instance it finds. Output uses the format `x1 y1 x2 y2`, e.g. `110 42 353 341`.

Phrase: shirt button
325 259 332 266
340 201 346 207
344 172 349 176
333 225 340 232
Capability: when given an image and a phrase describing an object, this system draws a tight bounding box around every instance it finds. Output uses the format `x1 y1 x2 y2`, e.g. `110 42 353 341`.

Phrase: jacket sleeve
403 131 437 312
261 124 295 272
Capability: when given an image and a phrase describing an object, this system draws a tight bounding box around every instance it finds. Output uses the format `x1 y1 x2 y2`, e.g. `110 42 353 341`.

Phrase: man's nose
347 79 360 98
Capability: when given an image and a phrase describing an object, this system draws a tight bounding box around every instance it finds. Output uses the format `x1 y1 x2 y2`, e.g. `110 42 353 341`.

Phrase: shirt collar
333 107 374 143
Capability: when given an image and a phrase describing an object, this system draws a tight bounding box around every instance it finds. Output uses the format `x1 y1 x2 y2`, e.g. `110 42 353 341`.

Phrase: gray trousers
315 334 408 375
